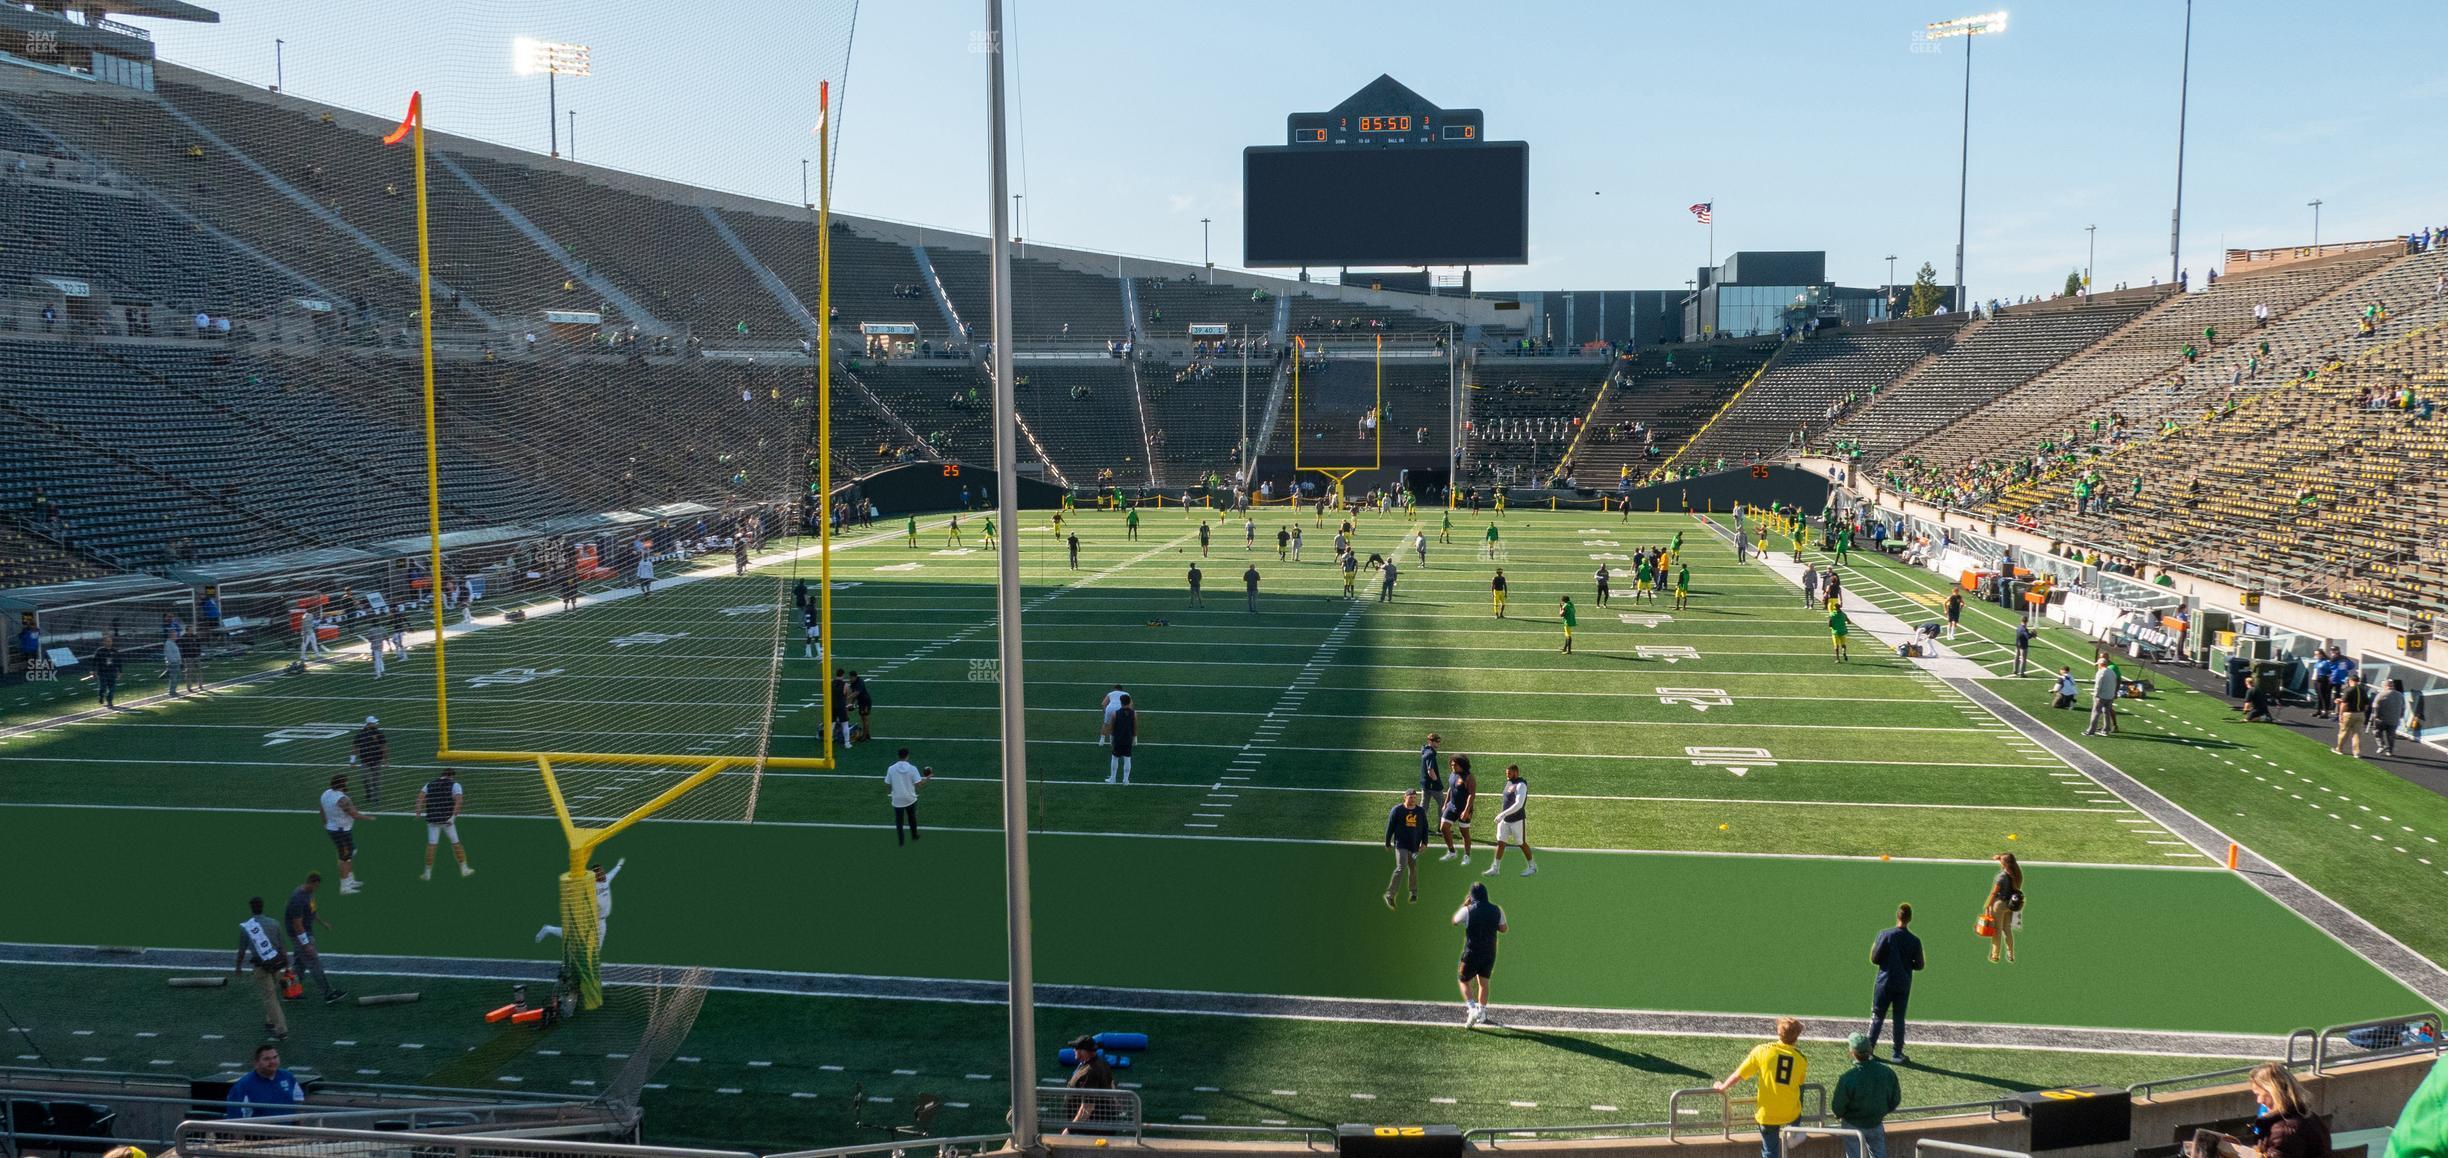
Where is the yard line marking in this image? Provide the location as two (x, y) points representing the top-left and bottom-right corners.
(1188, 599), (1367, 830)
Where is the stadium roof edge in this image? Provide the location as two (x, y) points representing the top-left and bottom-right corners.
(94, 2), (218, 24)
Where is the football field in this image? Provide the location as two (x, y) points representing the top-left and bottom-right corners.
(1, 506), (2439, 1144)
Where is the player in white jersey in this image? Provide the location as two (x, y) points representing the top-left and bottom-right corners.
(1099, 684), (1127, 747)
(415, 769), (473, 880)
(318, 774), (368, 893)
(537, 858), (625, 947)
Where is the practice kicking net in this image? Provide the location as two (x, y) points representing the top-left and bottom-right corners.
(378, 4), (859, 1012)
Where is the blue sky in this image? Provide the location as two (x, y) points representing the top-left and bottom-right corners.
(142, 1), (2446, 296)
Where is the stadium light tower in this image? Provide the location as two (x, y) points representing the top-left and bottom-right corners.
(2308, 198), (2323, 248)
(1925, 10), (2006, 314)
(512, 37), (591, 159)
(1884, 254), (1897, 316)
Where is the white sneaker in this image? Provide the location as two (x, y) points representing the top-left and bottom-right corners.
(340, 879), (362, 894)
(419, 867), (431, 881)
(534, 927), (550, 943)
(1459, 855), (1470, 866)
(460, 863), (475, 878)
(1436, 851), (1456, 862)
(1481, 864), (1500, 876)
(1521, 863), (1538, 877)
(1104, 774), (1117, 784)
(1461, 1004), (1477, 1027)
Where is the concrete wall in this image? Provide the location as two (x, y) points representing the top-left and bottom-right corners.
(1040, 1053), (2438, 1158)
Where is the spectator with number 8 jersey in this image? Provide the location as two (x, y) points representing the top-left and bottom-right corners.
(1718, 1017), (1810, 1158)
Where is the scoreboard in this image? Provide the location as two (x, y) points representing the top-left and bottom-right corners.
(1244, 75), (1528, 268)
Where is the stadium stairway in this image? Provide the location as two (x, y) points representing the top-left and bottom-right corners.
(433, 153), (667, 334)
(1570, 343), (1780, 487)
(1893, 247), (2397, 473)
(135, 78), (494, 328)
(1821, 290), (2168, 461)
(1463, 358), (1612, 485)
(1668, 316), (1965, 472)
(701, 206), (820, 337)
(1013, 358), (1146, 485)
(908, 243), (972, 344)
(723, 215), (941, 346)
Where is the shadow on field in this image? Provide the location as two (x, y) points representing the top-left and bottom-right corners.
(1488, 1026), (1710, 1078)
(1888, 1054), (2042, 1092)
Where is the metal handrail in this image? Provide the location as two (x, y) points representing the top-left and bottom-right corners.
(767, 1132), (1012, 1158)
(1885, 1099), (2015, 1124)
(1140, 1122), (1338, 1148)
(2130, 1065), (2272, 1103)
(0, 1067), (590, 1113)
(1668, 1086), (1736, 1142)
(1668, 1083), (1826, 1142)
(1463, 1119), (1674, 1147)
(2287, 1027), (2320, 1068)
(2312, 1012), (2445, 1074)
(1915, 1141), (2032, 1158)
(1785, 1123), (1869, 1155)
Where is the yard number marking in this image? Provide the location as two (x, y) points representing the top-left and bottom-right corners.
(610, 631), (690, 648)
(466, 667), (564, 688)
(1686, 745), (1776, 777)
(1657, 687), (1732, 712)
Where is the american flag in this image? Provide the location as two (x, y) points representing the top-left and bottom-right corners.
(1689, 202), (1713, 224)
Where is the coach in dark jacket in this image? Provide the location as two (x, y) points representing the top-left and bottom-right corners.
(1866, 903), (1924, 1062)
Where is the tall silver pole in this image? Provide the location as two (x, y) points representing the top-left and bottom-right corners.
(2309, 200), (2322, 248)
(1447, 323), (1459, 493)
(2086, 225), (2096, 302)
(548, 70), (559, 158)
(1239, 322), (1249, 472)
(273, 39), (283, 92)
(1953, 33), (1972, 312)
(2169, 0), (2190, 285)
(982, 1), (1039, 1148)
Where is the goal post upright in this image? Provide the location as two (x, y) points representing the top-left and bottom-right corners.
(815, 78), (837, 771)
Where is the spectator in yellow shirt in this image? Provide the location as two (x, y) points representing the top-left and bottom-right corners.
(1718, 1017), (1810, 1158)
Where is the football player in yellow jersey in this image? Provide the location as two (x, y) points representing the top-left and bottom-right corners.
(1717, 1017), (1809, 1158)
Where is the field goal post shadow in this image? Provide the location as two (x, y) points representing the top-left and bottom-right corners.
(1289, 333), (1383, 503)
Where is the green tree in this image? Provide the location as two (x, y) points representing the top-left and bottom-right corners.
(1906, 262), (1945, 317)
(2064, 269), (2085, 297)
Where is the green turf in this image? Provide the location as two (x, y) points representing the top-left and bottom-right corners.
(1807, 528), (2448, 967)
(1, 962), (2252, 1151)
(0, 801), (2417, 1033)
(2, 508), (2436, 1143)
